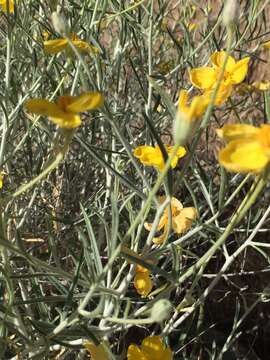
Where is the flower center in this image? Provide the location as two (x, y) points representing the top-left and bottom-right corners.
(57, 96), (74, 112)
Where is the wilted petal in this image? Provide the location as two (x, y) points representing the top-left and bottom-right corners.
(66, 92), (104, 113)
(172, 207), (197, 234)
(219, 139), (268, 173)
(170, 197), (183, 213)
(84, 341), (108, 360)
(189, 67), (217, 89)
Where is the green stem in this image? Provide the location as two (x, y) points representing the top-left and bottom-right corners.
(4, 130), (73, 203)
(177, 172), (267, 285)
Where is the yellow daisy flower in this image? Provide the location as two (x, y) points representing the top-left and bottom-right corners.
(84, 341), (108, 360)
(217, 123), (270, 173)
(24, 92), (103, 129)
(133, 145), (186, 171)
(189, 51), (250, 104)
(0, 0), (14, 13)
(44, 33), (99, 56)
(144, 196), (197, 245)
(127, 335), (173, 360)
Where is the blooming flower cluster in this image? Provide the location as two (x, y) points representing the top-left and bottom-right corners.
(190, 50), (250, 105)
(177, 51), (250, 123)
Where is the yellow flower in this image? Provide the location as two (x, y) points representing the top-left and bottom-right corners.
(252, 81), (270, 91)
(144, 196), (197, 245)
(24, 92), (103, 129)
(42, 30), (51, 41)
(133, 145), (186, 171)
(263, 41), (270, 50)
(178, 90), (209, 121)
(134, 265), (153, 297)
(190, 51), (250, 104)
(44, 33), (99, 56)
(0, 0), (14, 13)
(187, 22), (197, 31)
(84, 341), (108, 360)
(127, 335), (173, 360)
(217, 123), (270, 173)
(0, 171), (6, 189)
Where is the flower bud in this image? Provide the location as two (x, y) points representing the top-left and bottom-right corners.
(51, 11), (68, 36)
(150, 299), (172, 322)
(223, 0), (238, 27)
(173, 110), (191, 146)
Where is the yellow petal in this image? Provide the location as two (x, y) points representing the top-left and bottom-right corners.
(216, 124), (259, 141)
(134, 146), (155, 160)
(136, 265), (150, 274)
(25, 99), (62, 118)
(134, 273), (153, 297)
(152, 229), (167, 245)
(0, 0), (14, 13)
(142, 336), (168, 360)
(144, 212), (166, 233)
(72, 39), (99, 54)
(49, 113), (81, 129)
(263, 41), (270, 50)
(167, 146), (186, 168)
(180, 207), (198, 220)
(178, 90), (189, 112)
(211, 51), (236, 72)
(203, 83), (232, 106)
(66, 92), (104, 113)
(178, 90), (208, 121)
(189, 67), (217, 89)
(219, 139), (269, 173)
(170, 197), (183, 213)
(163, 348), (173, 360)
(84, 341), (108, 360)
(252, 81), (270, 91)
(230, 57), (250, 84)
(134, 146), (163, 168)
(127, 344), (147, 360)
(44, 39), (68, 55)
